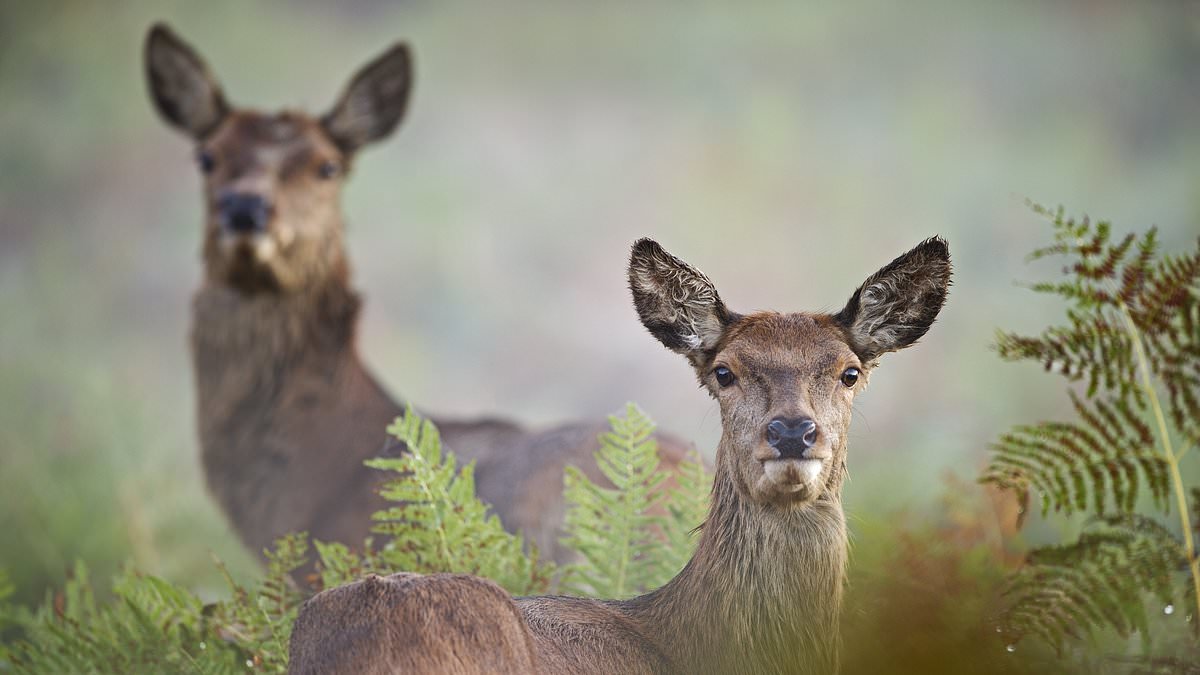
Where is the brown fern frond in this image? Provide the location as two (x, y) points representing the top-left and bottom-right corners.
(985, 206), (1200, 654)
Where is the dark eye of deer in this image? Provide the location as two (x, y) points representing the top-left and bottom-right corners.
(317, 160), (340, 180)
(196, 149), (215, 174)
(714, 366), (735, 388)
(840, 367), (860, 388)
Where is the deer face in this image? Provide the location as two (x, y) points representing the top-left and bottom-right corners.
(144, 23), (412, 294)
(629, 237), (951, 509)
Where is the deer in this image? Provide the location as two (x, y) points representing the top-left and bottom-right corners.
(142, 23), (691, 572)
(288, 236), (953, 674)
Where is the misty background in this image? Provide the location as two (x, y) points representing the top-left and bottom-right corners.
(1, 0), (1197, 608)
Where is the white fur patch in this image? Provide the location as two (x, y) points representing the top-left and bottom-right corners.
(798, 459), (824, 483)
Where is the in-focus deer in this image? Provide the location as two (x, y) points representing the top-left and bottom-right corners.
(142, 24), (690, 569)
(289, 237), (953, 674)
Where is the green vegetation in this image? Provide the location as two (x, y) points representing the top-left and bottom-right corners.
(0, 405), (707, 673)
(561, 402), (709, 598)
(982, 206), (1200, 659)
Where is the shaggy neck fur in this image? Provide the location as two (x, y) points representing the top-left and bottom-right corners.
(621, 436), (849, 675)
(189, 256), (375, 525)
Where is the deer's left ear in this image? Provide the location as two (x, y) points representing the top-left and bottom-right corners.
(628, 238), (739, 367)
(144, 23), (230, 140)
(835, 237), (952, 363)
(322, 43), (413, 155)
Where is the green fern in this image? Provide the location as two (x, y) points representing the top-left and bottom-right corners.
(0, 536), (314, 674)
(981, 204), (1200, 652)
(659, 448), (712, 582)
(0, 405), (707, 670)
(560, 403), (711, 598)
(364, 405), (555, 595)
(209, 531), (310, 672)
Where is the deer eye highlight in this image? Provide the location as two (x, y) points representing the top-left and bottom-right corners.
(317, 160), (340, 180)
(714, 366), (735, 388)
(840, 367), (860, 388)
(196, 149), (216, 174)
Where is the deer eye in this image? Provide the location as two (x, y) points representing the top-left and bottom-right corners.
(714, 366), (735, 388)
(196, 149), (216, 174)
(840, 367), (860, 388)
(317, 160), (340, 180)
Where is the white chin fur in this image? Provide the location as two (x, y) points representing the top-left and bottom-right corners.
(763, 458), (824, 490)
(798, 459), (823, 483)
(253, 236), (276, 260)
(220, 233), (276, 261)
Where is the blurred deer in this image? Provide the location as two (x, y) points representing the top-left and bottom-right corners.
(289, 237), (953, 674)
(142, 24), (689, 570)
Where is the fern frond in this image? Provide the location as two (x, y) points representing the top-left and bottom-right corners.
(985, 205), (1200, 653)
(0, 561), (246, 674)
(560, 403), (671, 598)
(366, 405), (554, 595)
(658, 450), (712, 581)
(981, 392), (1168, 518)
(1003, 516), (1185, 653)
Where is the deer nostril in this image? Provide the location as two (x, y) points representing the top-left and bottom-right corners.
(766, 420), (788, 447)
(799, 420), (817, 448)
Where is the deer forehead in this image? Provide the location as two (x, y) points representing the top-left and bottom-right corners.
(207, 111), (339, 174)
(717, 313), (858, 378)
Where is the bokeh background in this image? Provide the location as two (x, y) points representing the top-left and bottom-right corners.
(2, 1), (1198, 663)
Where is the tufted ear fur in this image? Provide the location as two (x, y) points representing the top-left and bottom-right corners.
(144, 23), (230, 139)
(835, 236), (952, 364)
(628, 238), (738, 366)
(322, 43), (413, 156)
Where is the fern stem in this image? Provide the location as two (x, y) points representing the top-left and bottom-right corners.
(1117, 304), (1200, 624)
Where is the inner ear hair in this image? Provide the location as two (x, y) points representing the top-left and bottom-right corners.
(835, 236), (951, 362)
(628, 238), (736, 358)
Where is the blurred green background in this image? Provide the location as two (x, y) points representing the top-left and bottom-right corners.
(1, 0), (1197, 650)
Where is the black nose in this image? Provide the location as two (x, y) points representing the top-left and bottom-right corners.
(766, 417), (818, 459)
(218, 192), (271, 234)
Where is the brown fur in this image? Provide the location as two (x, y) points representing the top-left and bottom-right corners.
(289, 573), (542, 674)
(144, 24), (691, 571)
(288, 238), (952, 674)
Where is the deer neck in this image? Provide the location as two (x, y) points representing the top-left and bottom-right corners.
(191, 271), (362, 371)
(189, 260), (370, 460)
(624, 441), (849, 674)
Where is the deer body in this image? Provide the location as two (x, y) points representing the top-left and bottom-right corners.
(290, 238), (952, 674)
(144, 25), (688, 566)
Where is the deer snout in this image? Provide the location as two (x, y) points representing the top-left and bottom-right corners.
(218, 192), (272, 235)
(765, 417), (818, 459)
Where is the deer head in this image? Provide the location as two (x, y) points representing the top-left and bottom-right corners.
(144, 23), (412, 294)
(629, 237), (951, 508)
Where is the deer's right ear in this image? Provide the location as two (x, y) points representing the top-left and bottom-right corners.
(144, 23), (229, 140)
(628, 239), (737, 364)
(322, 43), (413, 156)
(835, 236), (952, 364)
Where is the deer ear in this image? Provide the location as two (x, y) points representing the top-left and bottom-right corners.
(144, 23), (230, 140)
(628, 238), (737, 364)
(322, 43), (413, 156)
(835, 236), (952, 363)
